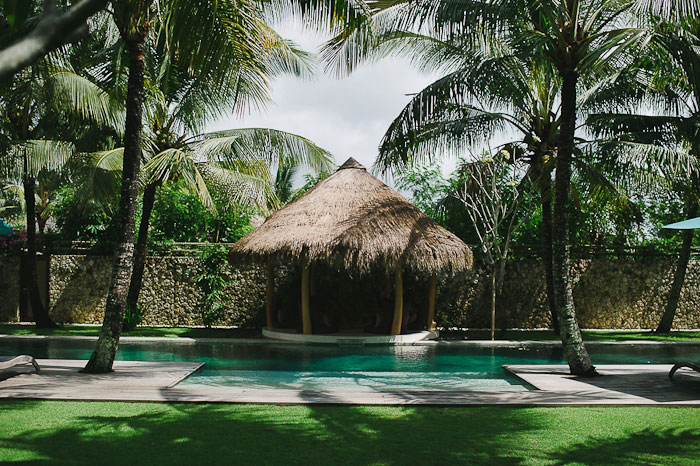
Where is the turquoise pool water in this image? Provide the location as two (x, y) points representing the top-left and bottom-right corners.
(2, 339), (700, 391)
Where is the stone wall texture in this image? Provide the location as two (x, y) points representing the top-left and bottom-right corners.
(436, 259), (700, 329)
(2, 254), (700, 329)
(47, 255), (270, 327)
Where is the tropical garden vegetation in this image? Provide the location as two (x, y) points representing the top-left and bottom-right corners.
(1, 0), (699, 377)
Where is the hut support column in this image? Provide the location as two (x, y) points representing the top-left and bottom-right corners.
(265, 261), (274, 329)
(427, 274), (436, 330)
(301, 260), (312, 335)
(391, 265), (403, 335)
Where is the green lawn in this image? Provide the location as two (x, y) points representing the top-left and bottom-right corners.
(0, 401), (698, 465)
(1, 323), (700, 342)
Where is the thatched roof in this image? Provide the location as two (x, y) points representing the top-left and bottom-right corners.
(229, 157), (473, 275)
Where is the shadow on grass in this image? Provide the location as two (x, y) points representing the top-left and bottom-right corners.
(551, 427), (700, 465)
(0, 402), (539, 465)
(1, 402), (700, 465)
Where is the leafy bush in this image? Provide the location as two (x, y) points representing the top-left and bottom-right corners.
(150, 184), (253, 243)
(195, 245), (232, 327)
(122, 303), (143, 332)
(51, 186), (114, 242)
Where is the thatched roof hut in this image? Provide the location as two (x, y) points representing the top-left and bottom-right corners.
(230, 157), (472, 274)
(229, 158), (472, 339)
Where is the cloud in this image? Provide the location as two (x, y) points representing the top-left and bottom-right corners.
(205, 30), (442, 181)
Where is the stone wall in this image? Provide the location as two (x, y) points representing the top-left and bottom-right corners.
(0, 256), (20, 322)
(436, 259), (700, 329)
(48, 255), (270, 327)
(2, 254), (700, 329)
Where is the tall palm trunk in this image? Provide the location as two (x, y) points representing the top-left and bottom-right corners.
(656, 199), (698, 334)
(538, 167), (559, 333)
(83, 34), (147, 373)
(22, 168), (54, 328)
(126, 182), (157, 313)
(553, 70), (595, 376)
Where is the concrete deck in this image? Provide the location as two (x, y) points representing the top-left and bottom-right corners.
(1, 360), (699, 405)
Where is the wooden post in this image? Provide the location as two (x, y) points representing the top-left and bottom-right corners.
(310, 263), (316, 297)
(265, 261), (274, 329)
(391, 265), (403, 335)
(427, 274), (436, 330)
(301, 259), (312, 335)
(384, 271), (392, 298)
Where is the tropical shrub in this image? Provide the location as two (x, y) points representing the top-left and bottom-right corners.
(149, 184), (253, 243)
(196, 244), (232, 327)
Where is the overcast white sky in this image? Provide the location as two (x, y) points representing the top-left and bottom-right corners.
(205, 27), (452, 186)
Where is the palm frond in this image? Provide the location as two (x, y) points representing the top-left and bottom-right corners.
(194, 128), (334, 174)
(199, 162), (279, 210)
(18, 140), (74, 176)
(144, 147), (215, 212)
(48, 70), (125, 134)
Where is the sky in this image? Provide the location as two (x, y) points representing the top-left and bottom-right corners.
(205, 27), (449, 185)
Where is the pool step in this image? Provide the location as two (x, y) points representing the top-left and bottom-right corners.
(337, 338), (366, 348)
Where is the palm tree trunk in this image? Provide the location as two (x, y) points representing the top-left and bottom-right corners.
(490, 265), (496, 340)
(539, 168), (559, 333)
(656, 199), (698, 334)
(126, 182), (157, 312)
(83, 34), (146, 373)
(22, 172), (54, 328)
(553, 70), (595, 376)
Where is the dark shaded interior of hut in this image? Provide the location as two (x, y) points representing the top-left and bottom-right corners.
(271, 263), (431, 335)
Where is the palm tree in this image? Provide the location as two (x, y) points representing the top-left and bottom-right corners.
(119, 3), (333, 319)
(83, 0), (155, 373)
(84, 0), (357, 373)
(366, 29), (564, 332)
(0, 47), (120, 328)
(322, 0), (698, 375)
(587, 17), (700, 334)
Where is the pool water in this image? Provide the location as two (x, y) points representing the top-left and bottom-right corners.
(2, 339), (700, 392)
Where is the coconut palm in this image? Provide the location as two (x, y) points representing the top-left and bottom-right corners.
(84, 0), (357, 373)
(0, 43), (121, 327)
(322, 0), (700, 375)
(118, 9), (332, 318)
(365, 28), (564, 332)
(587, 17), (700, 334)
(82, 0), (155, 373)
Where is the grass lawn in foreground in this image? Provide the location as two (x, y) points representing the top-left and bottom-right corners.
(0, 401), (698, 465)
(2, 323), (699, 342)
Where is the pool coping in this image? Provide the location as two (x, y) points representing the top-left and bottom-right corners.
(1, 360), (699, 406)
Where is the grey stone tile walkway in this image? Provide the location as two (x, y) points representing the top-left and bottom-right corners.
(1, 360), (699, 405)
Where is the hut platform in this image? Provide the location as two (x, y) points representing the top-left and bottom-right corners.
(262, 328), (438, 344)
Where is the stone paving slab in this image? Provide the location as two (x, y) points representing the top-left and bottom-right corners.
(1, 361), (699, 406)
(0, 359), (204, 392)
(505, 364), (700, 404)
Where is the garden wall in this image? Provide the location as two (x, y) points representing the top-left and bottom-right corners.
(47, 255), (270, 327)
(437, 259), (700, 329)
(2, 254), (700, 329)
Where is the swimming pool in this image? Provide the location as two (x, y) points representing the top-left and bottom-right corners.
(2, 338), (700, 391)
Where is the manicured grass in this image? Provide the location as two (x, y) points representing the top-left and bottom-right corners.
(2, 323), (700, 342)
(0, 401), (698, 465)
